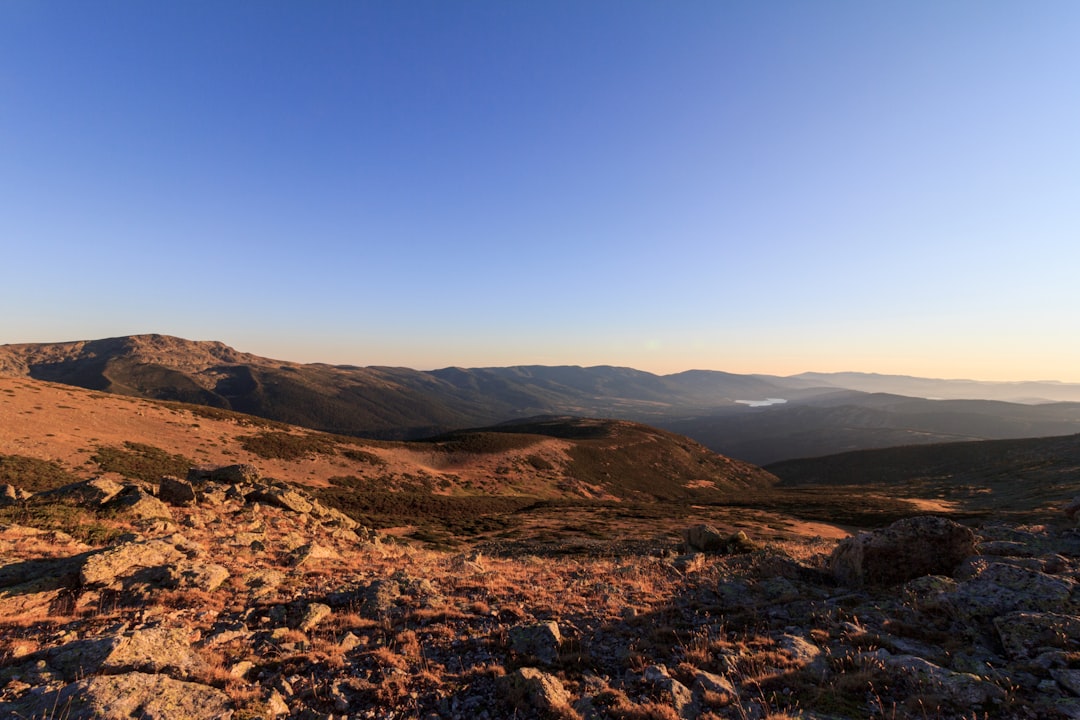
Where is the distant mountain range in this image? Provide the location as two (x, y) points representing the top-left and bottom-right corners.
(3, 334), (1080, 463)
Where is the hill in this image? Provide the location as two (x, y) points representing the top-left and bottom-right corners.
(6, 334), (1080, 464)
(0, 376), (786, 549)
(766, 432), (1080, 520)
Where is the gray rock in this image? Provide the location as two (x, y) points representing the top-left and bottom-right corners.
(298, 602), (333, 631)
(642, 665), (695, 719)
(7, 671), (232, 719)
(692, 669), (736, 708)
(290, 542), (338, 566)
(169, 562), (230, 592)
(358, 578), (401, 618)
(190, 463), (260, 484)
(946, 562), (1076, 619)
(267, 689), (290, 716)
(46, 626), (204, 681)
(510, 621), (562, 665)
(0, 484), (31, 506)
(158, 476), (197, 506)
(831, 516), (976, 586)
(994, 611), (1080, 660)
(502, 667), (573, 713)
(882, 652), (1006, 705)
(310, 500), (360, 530)
(39, 477), (124, 506)
(1055, 669), (1080, 697)
(79, 534), (200, 588)
(103, 486), (173, 520)
(682, 525), (757, 554)
(246, 484), (314, 514)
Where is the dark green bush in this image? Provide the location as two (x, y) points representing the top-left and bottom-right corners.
(91, 442), (192, 481)
(0, 454), (79, 492)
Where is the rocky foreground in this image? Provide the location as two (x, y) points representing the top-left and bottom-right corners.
(1, 469), (1080, 719)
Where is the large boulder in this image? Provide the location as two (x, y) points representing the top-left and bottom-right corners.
(509, 621), (562, 665)
(37, 477), (124, 506)
(158, 476), (197, 506)
(7, 671), (232, 719)
(502, 667), (573, 714)
(830, 516), (976, 586)
(79, 535), (200, 588)
(682, 525), (757, 554)
(46, 627), (205, 681)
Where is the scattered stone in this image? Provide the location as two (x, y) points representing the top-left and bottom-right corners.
(298, 602), (332, 631)
(692, 669), (736, 707)
(266, 689), (290, 717)
(103, 486), (173, 520)
(945, 561), (1076, 619)
(189, 463), (260, 484)
(158, 476), (197, 506)
(339, 632), (363, 652)
(246, 484), (314, 514)
(830, 516), (976, 586)
(682, 525), (758, 554)
(0, 484), (31, 506)
(358, 578), (401, 618)
(642, 665), (695, 719)
(39, 477), (124, 506)
(169, 562), (230, 592)
(229, 659), (254, 678)
(290, 542), (337, 566)
(502, 667), (573, 713)
(510, 621), (562, 665)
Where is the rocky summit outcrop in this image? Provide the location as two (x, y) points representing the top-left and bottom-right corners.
(830, 515), (977, 586)
(5, 465), (1080, 719)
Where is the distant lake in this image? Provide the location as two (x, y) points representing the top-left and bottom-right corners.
(735, 398), (788, 407)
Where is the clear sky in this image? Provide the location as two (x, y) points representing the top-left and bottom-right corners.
(2, 2), (1078, 380)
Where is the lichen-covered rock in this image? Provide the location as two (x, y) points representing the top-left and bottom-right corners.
(503, 667), (573, 713)
(358, 578), (401, 618)
(39, 477), (124, 506)
(994, 611), (1080, 660)
(298, 602), (332, 631)
(7, 671), (232, 719)
(641, 665), (695, 719)
(831, 516), (976, 586)
(104, 486), (173, 520)
(510, 621), (562, 665)
(168, 562), (230, 592)
(0, 484), (32, 506)
(944, 562), (1076, 619)
(880, 652), (1007, 705)
(188, 463), (260, 484)
(246, 484), (313, 514)
(158, 476), (197, 506)
(79, 534), (200, 588)
(45, 626), (204, 681)
(289, 542), (337, 566)
(682, 525), (758, 554)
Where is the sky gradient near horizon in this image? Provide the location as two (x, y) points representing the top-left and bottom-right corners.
(2, 2), (1078, 381)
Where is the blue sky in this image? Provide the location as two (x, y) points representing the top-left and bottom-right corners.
(2, 2), (1078, 380)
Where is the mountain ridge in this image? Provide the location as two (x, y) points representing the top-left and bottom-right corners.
(5, 334), (1080, 463)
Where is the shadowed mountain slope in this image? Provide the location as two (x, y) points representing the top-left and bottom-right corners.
(5, 335), (1080, 464)
(659, 392), (1080, 465)
(766, 432), (1080, 518)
